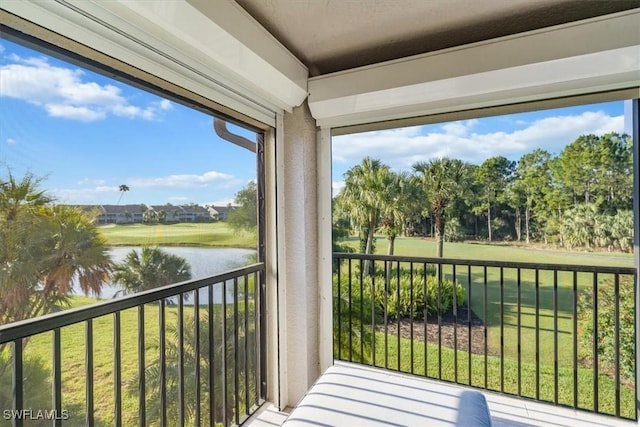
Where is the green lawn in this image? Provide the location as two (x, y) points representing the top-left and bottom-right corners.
(98, 222), (256, 249)
(16, 300), (165, 426)
(15, 294), (257, 427)
(342, 235), (634, 267)
(340, 237), (634, 366)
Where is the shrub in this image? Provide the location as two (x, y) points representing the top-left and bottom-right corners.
(375, 273), (465, 319)
(444, 217), (465, 242)
(578, 276), (635, 382)
(332, 275), (374, 360)
(0, 353), (52, 426)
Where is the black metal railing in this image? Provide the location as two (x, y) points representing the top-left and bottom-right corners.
(333, 253), (637, 421)
(0, 263), (266, 427)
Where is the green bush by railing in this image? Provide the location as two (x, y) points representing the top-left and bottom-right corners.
(333, 264), (465, 320)
(578, 276), (635, 383)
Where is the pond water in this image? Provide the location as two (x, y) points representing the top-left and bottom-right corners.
(76, 246), (256, 302)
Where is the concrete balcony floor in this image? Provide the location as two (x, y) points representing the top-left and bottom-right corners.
(248, 361), (635, 427)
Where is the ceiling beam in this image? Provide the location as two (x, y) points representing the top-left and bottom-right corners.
(308, 10), (640, 129)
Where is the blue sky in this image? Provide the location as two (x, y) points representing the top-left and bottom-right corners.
(332, 102), (625, 195)
(1, 38), (627, 204)
(1, 39), (257, 207)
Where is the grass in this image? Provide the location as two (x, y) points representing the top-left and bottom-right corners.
(15, 291), (257, 427)
(342, 235), (634, 267)
(16, 300), (163, 426)
(339, 236), (635, 366)
(98, 222), (256, 249)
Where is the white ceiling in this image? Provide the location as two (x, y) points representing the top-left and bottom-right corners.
(234, 0), (639, 76)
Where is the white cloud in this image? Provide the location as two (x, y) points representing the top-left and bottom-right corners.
(46, 104), (106, 122)
(0, 54), (170, 121)
(130, 171), (237, 188)
(77, 178), (106, 186)
(332, 111), (624, 171)
(158, 99), (172, 110)
(6, 138), (16, 144)
(440, 123), (466, 137)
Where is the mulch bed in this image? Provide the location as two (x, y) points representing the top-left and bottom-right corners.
(376, 304), (497, 356)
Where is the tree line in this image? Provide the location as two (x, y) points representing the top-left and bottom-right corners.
(334, 132), (633, 257)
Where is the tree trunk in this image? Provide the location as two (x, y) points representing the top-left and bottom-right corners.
(387, 235), (395, 256)
(364, 216), (375, 275)
(435, 214), (445, 258)
(585, 182), (590, 204)
(525, 205), (531, 244)
(430, 214), (435, 238)
(487, 203), (492, 241)
(365, 220), (375, 255)
(514, 207), (521, 241)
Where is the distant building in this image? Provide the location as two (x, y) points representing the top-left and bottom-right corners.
(177, 204), (211, 222)
(99, 205), (146, 224)
(150, 204), (179, 222)
(64, 203), (217, 224)
(209, 205), (237, 221)
(149, 204), (213, 222)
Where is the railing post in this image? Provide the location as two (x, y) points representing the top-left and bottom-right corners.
(52, 329), (62, 427)
(256, 131), (268, 402)
(12, 340), (23, 427)
(626, 98), (639, 423)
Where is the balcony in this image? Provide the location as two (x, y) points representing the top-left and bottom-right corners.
(1, 2), (639, 427)
(1, 253), (636, 426)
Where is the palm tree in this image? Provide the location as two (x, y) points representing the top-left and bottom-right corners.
(1, 173), (112, 376)
(144, 208), (159, 224)
(117, 184), (130, 205)
(0, 170), (51, 221)
(112, 246), (192, 295)
(341, 158), (394, 272)
(378, 172), (415, 256)
(412, 158), (470, 258)
(158, 209), (167, 223)
(41, 205), (112, 297)
(1, 205), (112, 326)
(128, 310), (255, 426)
(611, 210), (633, 252)
(1, 172), (112, 326)
(560, 203), (598, 249)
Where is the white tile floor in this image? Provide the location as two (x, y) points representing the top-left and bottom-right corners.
(245, 403), (290, 427)
(247, 361), (635, 427)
